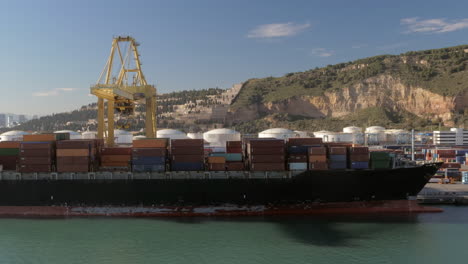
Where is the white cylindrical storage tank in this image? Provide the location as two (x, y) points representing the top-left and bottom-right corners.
(0, 130), (30, 141)
(54, 130), (81, 140)
(156, 129), (188, 140)
(366, 126), (386, 143)
(187, 132), (203, 139)
(114, 130), (133, 144)
(203, 128), (241, 147)
(352, 133), (365, 144)
(81, 131), (97, 139)
(366, 133), (379, 145)
(258, 128), (295, 140)
(343, 126), (362, 134)
(293, 130), (309, 138)
(312, 130), (331, 141)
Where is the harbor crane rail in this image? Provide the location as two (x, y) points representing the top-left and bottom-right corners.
(90, 36), (157, 146)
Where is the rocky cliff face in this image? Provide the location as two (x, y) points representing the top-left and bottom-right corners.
(228, 75), (466, 126)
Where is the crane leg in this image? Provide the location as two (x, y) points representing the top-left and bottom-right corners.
(145, 96), (155, 138)
(107, 99), (115, 146)
(97, 98), (104, 139)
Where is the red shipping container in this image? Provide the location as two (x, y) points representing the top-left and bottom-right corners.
(441, 163), (461, 168)
(288, 138), (322, 146)
(308, 147), (327, 155)
(171, 155), (204, 163)
(171, 139), (204, 147)
(248, 147), (285, 155)
(57, 164), (89, 173)
(309, 162), (328, 170)
(329, 147), (347, 155)
(20, 149), (53, 157)
(227, 147), (243, 153)
(101, 147), (132, 155)
(0, 156), (17, 170)
(20, 143), (54, 150)
(249, 155), (285, 163)
(226, 162), (244, 171)
(250, 163), (285, 171)
(18, 164), (52, 173)
(226, 141), (242, 148)
(208, 163), (225, 171)
(57, 140), (93, 149)
(19, 157), (53, 165)
(170, 147), (204, 155)
(288, 154), (308, 162)
(56, 156), (90, 165)
(350, 147), (369, 154)
(132, 148), (166, 157)
(349, 154), (369, 162)
(248, 139), (284, 148)
(309, 155), (327, 162)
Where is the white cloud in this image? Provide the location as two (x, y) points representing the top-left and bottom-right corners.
(33, 88), (77, 97)
(401, 17), (468, 33)
(352, 44), (368, 49)
(247, 22), (310, 38)
(311, 48), (334, 57)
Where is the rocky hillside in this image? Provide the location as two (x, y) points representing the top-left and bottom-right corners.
(228, 45), (468, 130)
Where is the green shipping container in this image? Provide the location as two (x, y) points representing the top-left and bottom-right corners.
(370, 152), (392, 160)
(371, 160), (392, 169)
(209, 153), (243, 162)
(54, 133), (71, 141)
(0, 148), (20, 156)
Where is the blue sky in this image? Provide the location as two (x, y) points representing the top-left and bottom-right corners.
(0, 0), (467, 115)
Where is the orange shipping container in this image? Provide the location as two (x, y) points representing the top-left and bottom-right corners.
(101, 155), (131, 163)
(309, 155), (327, 162)
(23, 134), (56, 142)
(208, 156), (226, 164)
(0, 141), (21, 148)
(56, 149), (89, 157)
(132, 139), (168, 148)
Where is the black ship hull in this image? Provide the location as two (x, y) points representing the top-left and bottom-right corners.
(0, 163), (441, 206)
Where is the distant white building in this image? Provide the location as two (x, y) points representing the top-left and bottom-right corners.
(433, 128), (468, 146)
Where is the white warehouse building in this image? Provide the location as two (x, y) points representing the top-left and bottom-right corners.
(433, 128), (468, 146)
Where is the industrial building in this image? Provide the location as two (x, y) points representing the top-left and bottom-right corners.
(433, 128), (468, 146)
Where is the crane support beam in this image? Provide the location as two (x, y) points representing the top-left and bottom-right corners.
(107, 99), (115, 146)
(97, 98), (104, 139)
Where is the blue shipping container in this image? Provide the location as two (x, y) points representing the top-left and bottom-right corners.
(455, 156), (466, 164)
(329, 155), (346, 162)
(288, 162), (308, 170)
(132, 165), (165, 172)
(171, 162), (204, 171)
(456, 150), (468, 156)
(132, 156), (166, 165)
(329, 161), (347, 169)
(350, 162), (369, 169)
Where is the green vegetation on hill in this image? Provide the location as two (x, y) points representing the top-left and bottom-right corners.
(231, 44), (468, 110)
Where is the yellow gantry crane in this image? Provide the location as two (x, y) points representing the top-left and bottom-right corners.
(90, 36), (157, 146)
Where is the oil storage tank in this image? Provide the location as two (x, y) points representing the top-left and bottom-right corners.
(0, 130), (30, 141)
(156, 129), (188, 140)
(343, 126), (364, 144)
(114, 130), (133, 144)
(259, 128), (295, 140)
(203, 128), (241, 147)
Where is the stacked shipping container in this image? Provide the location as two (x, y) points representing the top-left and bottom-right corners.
(288, 138), (323, 170)
(100, 147), (132, 169)
(0, 141), (20, 171)
(328, 147), (347, 169)
(132, 139), (168, 172)
(56, 140), (95, 172)
(247, 139), (285, 171)
(349, 147), (369, 169)
(171, 139), (204, 171)
(308, 147), (328, 170)
(370, 151), (393, 169)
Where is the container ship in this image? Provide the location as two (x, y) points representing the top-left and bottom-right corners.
(0, 134), (442, 217)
